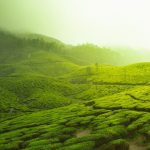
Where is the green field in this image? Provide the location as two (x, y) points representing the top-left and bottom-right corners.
(0, 31), (150, 150)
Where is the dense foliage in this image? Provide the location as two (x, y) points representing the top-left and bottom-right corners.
(0, 31), (150, 149)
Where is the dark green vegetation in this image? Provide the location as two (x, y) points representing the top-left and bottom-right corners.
(0, 31), (150, 150)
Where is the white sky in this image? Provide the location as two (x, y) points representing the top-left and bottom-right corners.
(1, 0), (150, 50)
(53, 0), (150, 50)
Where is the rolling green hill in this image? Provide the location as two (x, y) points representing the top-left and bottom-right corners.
(0, 30), (150, 150)
(0, 86), (149, 150)
(0, 31), (81, 113)
(0, 31), (136, 113)
(66, 62), (150, 84)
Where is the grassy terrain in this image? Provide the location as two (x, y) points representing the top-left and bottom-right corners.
(0, 31), (136, 113)
(0, 30), (150, 149)
(67, 62), (150, 84)
(0, 86), (149, 150)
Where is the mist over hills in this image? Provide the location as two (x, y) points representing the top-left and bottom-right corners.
(0, 30), (150, 112)
(1, 30), (150, 67)
(0, 30), (150, 150)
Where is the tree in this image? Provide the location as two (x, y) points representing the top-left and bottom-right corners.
(95, 63), (99, 74)
(86, 66), (92, 75)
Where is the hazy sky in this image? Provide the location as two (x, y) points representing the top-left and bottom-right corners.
(1, 0), (150, 50)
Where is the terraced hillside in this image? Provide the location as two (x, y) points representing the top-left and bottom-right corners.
(0, 31), (136, 113)
(0, 86), (150, 150)
(66, 62), (150, 84)
(0, 31), (150, 150)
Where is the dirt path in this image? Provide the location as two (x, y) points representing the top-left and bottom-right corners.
(129, 136), (147, 150)
(76, 129), (91, 138)
(129, 142), (147, 150)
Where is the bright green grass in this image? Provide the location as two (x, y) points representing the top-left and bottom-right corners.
(0, 82), (146, 149)
(94, 86), (150, 111)
(67, 62), (150, 84)
(0, 31), (150, 150)
(0, 75), (78, 113)
(0, 74), (136, 114)
(0, 30), (149, 114)
(0, 86), (150, 150)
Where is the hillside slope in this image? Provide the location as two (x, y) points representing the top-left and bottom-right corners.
(0, 31), (81, 113)
(0, 31), (150, 149)
(66, 62), (150, 84)
(0, 86), (149, 150)
(0, 31), (138, 113)
(0, 31), (150, 114)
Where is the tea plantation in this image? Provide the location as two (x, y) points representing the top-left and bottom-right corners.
(0, 86), (150, 150)
(0, 31), (150, 149)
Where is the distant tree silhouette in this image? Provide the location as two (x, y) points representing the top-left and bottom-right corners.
(86, 66), (92, 76)
(95, 63), (99, 74)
